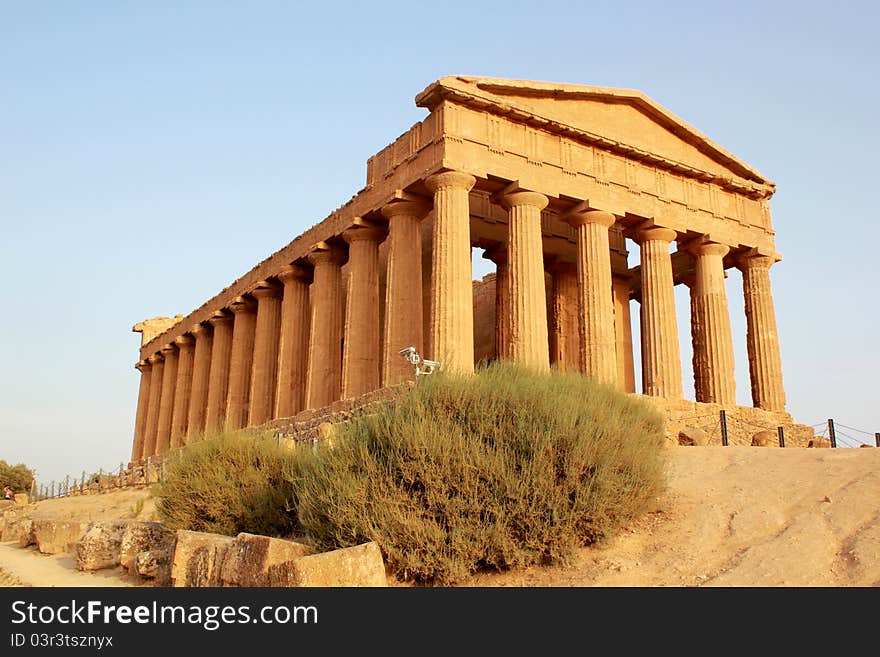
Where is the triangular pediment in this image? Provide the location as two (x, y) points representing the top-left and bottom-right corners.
(416, 76), (773, 192)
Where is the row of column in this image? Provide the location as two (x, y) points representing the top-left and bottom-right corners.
(131, 167), (787, 462)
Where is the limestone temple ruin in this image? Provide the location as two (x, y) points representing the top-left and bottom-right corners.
(129, 76), (804, 462)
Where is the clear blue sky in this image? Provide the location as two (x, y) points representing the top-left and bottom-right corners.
(2, 1), (877, 485)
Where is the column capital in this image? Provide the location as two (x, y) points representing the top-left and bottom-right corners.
(190, 322), (211, 336)
(635, 225), (678, 244)
(686, 238), (730, 258)
(306, 243), (346, 267)
(207, 311), (234, 328)
(424, 170), (476, 193)
(381, 198), (431, 220)
(251, 281), (282, 300)
(496, 186), (549, 212)
(343, 224), (386, 244)
(563, 207), (616, 229)
(228, 296), (257, 314)
(735, 249), (781, 271)
(277, 263), (312, 285)
(173, 334), (195, 348)
(147, 353), (164, 365)
(135, 359), (150, 372)
(482, 242), (507, 266)
(159, 344), (177, 356)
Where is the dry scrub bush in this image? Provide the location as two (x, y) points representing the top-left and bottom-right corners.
(289, 362), (667, 584)
(154, 431), (298, 537)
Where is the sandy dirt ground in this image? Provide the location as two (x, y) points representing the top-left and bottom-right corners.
(467, 446), (880, 587)
(2, 448), (878, 587)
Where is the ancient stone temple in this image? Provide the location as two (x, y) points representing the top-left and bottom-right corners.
(129, 76), (801, 462)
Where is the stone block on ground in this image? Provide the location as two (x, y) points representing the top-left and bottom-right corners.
(678, 427), (709, 446)
(120, 522), (173, 572)
(267, 542), (387, 587)
(14, 493), (28, 505)
(751, 430), (777, 447)
(220, 532), (312, 587)
(136, 549), (172, 585)
(33, 519), (89, 554)
(76, 520), (130, 571)
(808, 438), (831, 448)
(1, 517), (35, 546)
(171, 530), (234, 587)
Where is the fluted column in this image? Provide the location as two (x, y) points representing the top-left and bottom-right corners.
(342, 226), (385, 398)
(155, 344), (179, 455)
(381, 200), (429, 385)
(249, 283), (283, 426)
(688, 241), (736, 404)
(141, 354), (164, 459)
(636, 226), (683, 398)
(498, 189), (550, 371)
(275, 264), (311, 418)
(549, 261), (580, 371)
(170, 335), (195, 447)
(205, 312), (234, 434)
(612, 277), (636, 393)
(131, 360), (152, 463)
(565, 209), (617, 385)
(425, 171), (476, 373)
(226, 296), (257, 430)
(306, 246), (346, 409)
(186, 323), (213, 438)
(483, 244), (510, 360)
(737, 253), (786, 411)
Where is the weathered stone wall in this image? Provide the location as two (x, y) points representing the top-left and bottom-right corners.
(472, 273), (496, 364)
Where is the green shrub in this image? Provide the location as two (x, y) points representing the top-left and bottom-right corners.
(153, 431), (299, 537)
(288, 362), (666, 584)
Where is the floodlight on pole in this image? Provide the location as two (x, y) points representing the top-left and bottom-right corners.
(398, 346), (441, 378)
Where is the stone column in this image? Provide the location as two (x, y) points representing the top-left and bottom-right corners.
(549, 261), (579, 371)
(565, 209), (617, 385)
(141, 354), (164, 460)
(275, 264), (311, 419)
(425, 171), (476, 373)
(737, 253), (786, 411)
(636, 226), (683, 398)
(483, 244), (509, 360)
(131, 360), (152, 463)
(381, 200), (429, 385)
(342, 226), (385, 398)
(498, 189), (550, 372)
(612, 277), (636, 393)
(306, 245), (345, 409)
(688, 241), (736, 404)
(226, 296), (257, 430)
(248, 283), (283, 426)
(186, 323), (213, 438)
(205, 312), (234, 434)
(155, 344), (179, 455)
(170, 335), (195, 447)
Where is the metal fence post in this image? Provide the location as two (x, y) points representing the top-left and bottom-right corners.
(875, 432), (879, 448)
(777, 426), (785, 448)
(827, 418), (837, 448)
(720, 410), (729, 446)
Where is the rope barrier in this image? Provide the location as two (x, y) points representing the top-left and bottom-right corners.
(835, 423), (874, 437)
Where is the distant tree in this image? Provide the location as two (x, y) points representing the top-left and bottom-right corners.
(0, 460), (35, 494)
